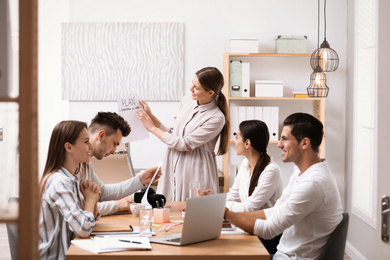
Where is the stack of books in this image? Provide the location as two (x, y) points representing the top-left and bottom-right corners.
(292, 91), (309, 98)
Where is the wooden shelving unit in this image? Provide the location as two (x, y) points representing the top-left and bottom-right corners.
(221, 52), (326, 192)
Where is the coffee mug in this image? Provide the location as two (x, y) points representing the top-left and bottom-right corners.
(130, 203), (146, 217)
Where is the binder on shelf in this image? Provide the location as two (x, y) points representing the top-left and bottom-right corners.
(254, 107), (263, 121)
(241, 63), (250, 97)
(269, 107), (279, 142)
(229, 60), (242, 97)
(262, 107), (272, 140)
(238, 106), (247, 126)
(246, 106), (255, 120)
(230, 106), (239, 133)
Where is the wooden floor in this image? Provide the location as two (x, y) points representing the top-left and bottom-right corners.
(0, 223), (352, 260)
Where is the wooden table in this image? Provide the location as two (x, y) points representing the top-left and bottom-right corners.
(66, 201), (269, 259)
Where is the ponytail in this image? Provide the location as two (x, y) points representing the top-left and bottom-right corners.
(248, 153), (270, 196)
(216, 92), (230, 155)
(238, 120), (270, 196)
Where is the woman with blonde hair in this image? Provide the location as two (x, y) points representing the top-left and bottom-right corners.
(39, 120), (101, 259)
(138, 67), (230, 201)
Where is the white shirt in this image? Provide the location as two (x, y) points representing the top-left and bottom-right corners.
(226, 158), (283, 212)
(254, 161), (343, 259)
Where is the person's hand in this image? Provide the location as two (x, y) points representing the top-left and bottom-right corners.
(80, 179), (101, 193)
(80, 180), (101, 203)
(116, 198), (133, 212)
(137, 110), (156, 132)
(139, 100), (152, 116)
(139, 166), (162, 185)
(199, 189), (211, 196)
(224, 207), (229, 220)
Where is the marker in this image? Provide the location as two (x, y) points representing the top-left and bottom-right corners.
(119, 239), (142, 244)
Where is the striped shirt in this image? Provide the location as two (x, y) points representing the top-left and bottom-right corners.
(39, 167), (96, 260)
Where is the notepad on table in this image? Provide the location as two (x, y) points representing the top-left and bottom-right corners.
(71, 236), (152, 254)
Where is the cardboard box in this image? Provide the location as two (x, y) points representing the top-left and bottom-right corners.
(255, 80), (284, 97)
(230, 39), (259, 53)
(275, 36), (307, 54)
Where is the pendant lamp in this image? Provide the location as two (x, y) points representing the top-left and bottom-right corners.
(307, 65), (329, 97)
(310, 0), (339, 72)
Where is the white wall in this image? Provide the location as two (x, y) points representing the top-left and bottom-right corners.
(39, 0), (348, 204)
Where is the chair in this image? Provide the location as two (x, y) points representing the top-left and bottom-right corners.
(6, 197), (19, 260)
(91, 143), (135, 184)
(317, 212), (349, 260)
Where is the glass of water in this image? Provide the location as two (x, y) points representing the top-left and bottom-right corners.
(189, 182), (200, 199)
(139, 208), (153, 237)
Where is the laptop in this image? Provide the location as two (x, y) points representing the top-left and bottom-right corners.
(149, 193), (227, 246)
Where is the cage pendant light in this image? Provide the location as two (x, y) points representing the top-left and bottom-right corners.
(310, 0), (339, 72)
(307, 65), (329, 97)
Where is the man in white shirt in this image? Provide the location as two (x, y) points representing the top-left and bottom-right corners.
(224, 112), (343, 259)
(84, 112), (161, 216)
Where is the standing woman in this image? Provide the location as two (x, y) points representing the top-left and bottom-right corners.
(137, 67), (230, 201)
(39, 121), (101, 259)
(227, 120), (283, 212)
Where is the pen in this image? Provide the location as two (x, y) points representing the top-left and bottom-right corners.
(119, 239), (142, 244)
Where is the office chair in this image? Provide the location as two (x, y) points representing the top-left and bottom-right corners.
(91, 143), (136, 184)
(317, 212), (349, 260)
(6, 197), (19, 260)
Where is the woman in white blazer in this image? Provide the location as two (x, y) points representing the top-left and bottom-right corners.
(137, 67), (230, 201)
(227, 120), (283, 212)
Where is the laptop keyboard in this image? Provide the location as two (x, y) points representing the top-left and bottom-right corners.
(167, 238), (181, 243)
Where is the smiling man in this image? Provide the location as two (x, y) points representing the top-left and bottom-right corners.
(82, 112), (161, 216)
(224, 113), (343, 259)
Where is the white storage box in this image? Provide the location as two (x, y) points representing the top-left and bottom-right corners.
(255, 80), (284, 97)
(275, 35), (307, 54)
(230, 39), (259, 53)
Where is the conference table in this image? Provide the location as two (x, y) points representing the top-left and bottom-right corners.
(66, 201), (269, 259)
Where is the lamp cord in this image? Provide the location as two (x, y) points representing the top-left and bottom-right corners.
(324, 0), (327, 39)
(317, 0), (320, 48)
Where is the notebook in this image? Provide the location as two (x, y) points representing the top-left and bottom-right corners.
(149, 193), (227, 246)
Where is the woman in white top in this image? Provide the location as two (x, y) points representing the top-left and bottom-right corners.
(39, 121), (101, 259)
(137, 67), (230, 201)
(227, 120), (283, 212)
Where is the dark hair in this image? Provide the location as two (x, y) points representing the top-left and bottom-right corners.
(282, 112), (324, 153)
(89, 112), (131, 137)
(196, 67), (230, 155)
(239, 120), (271, 196)
(39, 120), (88, 199)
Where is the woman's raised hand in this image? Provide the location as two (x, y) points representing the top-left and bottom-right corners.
(139, 100), (152, 116)
(137, 110), (156, 132)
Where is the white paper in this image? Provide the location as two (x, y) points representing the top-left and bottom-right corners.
(71, 236), (152, 254)
(117, 96), (150, 143)
(141, 161), (163, 207)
